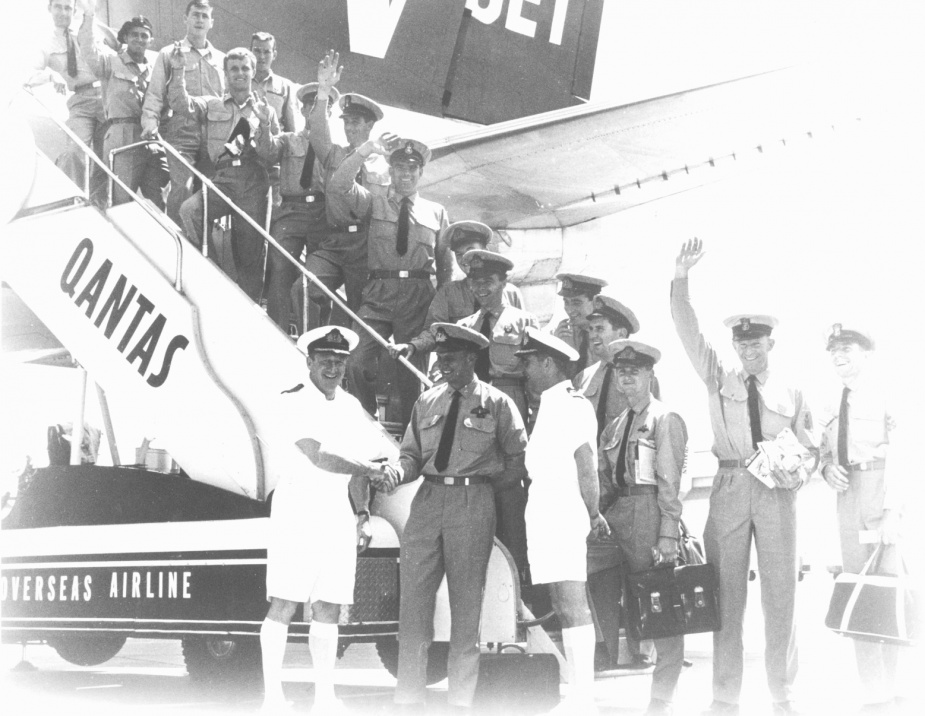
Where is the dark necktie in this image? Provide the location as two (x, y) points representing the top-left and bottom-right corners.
(596, 363), (614, 442)
(474, 312), (492, 382)
(434, 390), (462, 472)
(614, 409), (635, 489)
(299, 143), (316, 189)
(396, 197), (411, 256)
(66, 31), (78, 78)
(837, 386), (851, 468)
(746, 374), (763, 450)
(577, 330), (589, 372)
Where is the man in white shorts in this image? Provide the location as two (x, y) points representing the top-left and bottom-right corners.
(259, 325), (396, 713)
(518, 328), (611, 714)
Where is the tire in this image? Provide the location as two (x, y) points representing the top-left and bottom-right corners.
(48, 634), (127, 666)
(182, 635), (262, 689)
(376, 639), (449, 685)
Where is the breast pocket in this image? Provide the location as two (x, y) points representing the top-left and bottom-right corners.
(460, 416), (495, 454)
(419, 414), (444, 455)
(851, 408), (888, 447)
(764, 398), (796, 437)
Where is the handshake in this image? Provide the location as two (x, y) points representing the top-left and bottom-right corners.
(367, 461), (402, 494)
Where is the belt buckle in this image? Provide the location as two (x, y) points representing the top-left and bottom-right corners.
(232, 159), (241, 167)
(398, 270), (409, 278)
(347, 224), (357, 233)
(858, 462), (869, 471)
(442, 476), (454, 486)
(305, 195), (315, 203)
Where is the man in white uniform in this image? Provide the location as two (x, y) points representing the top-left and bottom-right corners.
(518, 328), (611, 714)
(259, 326), (395, 712)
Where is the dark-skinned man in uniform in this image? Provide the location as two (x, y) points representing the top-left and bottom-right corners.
(327, 131), (452, 427)
(376, 323), (528, 712)
(671, 238), (817, 716)
(599, 339), (688, 716)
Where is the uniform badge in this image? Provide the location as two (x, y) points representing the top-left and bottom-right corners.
(637, 424), (649, 434)
(561, 277), (573, 292)
(404, 142), (414, 154)
(503, 324), (514, 334)
(832, 323), (842, 337)
(740, 318), (751, 332)
(471, 405), (489, 418)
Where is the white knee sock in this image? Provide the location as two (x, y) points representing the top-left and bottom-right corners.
(309, 620), (340, 703)
(260, 618), (290, 704)
(561, 624), (596, 697)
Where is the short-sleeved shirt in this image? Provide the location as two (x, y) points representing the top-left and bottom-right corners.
(34, 26), (99, 91)
(575, 360), (628, 436)
(398, 378), (527, 484)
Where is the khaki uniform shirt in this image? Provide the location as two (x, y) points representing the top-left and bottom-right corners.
(819, 373), (900, 511)
(457, 303), (538, 380)
(409, 280), (525, 354)
(398, 378), (527, 483)
(328, 150), (452, 283)
(253, 72), (300, 133)
(599, 397), (687, 540)
(79, 23), (155, 121)
(670, 277), (817, 462)
(142, 38), (225, 147)
(168, 75), (278, 167)
(34, 26), (98, 91)
(575, 360), (628, 436)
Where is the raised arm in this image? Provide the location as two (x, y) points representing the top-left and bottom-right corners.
(309, 50), (341, 163)
(434, 213), (453, 287)
(165, 45), (206, 119)
(670, 238), (724, 389)
(328, 134), (394, 219)
(77, 3), (112, 78)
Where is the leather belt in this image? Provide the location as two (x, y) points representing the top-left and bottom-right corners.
(108, 117), (140, 125)
(326, 223), (362, 234)
(74, 80), (101, 93)
(718, 458), (750, 468)
(282, 191), (323, 204)
(369, 269), (430, 280)
(848, 460), (886, 473)
(616, 484), (658, 497)
(424, 475), (490, 486)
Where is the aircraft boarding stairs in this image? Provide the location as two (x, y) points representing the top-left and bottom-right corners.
(1, 90), (416, 502)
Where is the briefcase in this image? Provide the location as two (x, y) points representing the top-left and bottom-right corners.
(473, 651), (560, 714)
(625, 562), (721, 640)
(825, 544), (921, 646)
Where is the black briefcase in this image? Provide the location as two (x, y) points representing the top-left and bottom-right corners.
(625, 562), (721, 640)
(473, 651), (560, 714)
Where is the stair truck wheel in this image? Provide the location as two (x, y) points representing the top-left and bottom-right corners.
(182, 634), (262, 688)
(48, 633), (127, 666)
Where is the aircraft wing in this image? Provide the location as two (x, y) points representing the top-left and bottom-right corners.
(421, 65), (863, 230)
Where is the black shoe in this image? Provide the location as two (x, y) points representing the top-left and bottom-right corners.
(644, 698), (673, 715)
(771, 702), (802, 715)
(701, 702), (740, 716)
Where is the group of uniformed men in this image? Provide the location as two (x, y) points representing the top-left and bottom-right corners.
(31, 3), (904, 716)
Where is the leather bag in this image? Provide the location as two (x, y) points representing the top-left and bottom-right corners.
(625, 561), (721, 640)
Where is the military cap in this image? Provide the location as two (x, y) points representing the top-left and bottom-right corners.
(609, 339), (661, 367)
(586, 295), (640, 334)
(446, 220), (492, 251)
(296, 82), (340, 105)
(296, 325), (358, 356)
(826, 322), (875, 351)
(389, 138), (431, 166)
(432, 323), (489, 352)
(515, 327), (579, 362)
(339, 93), (384, 122)
(723, 314), (778, 340)
(462, 249), (514, 279)
(117, 16), (154, 44)
(556, 273), (608, 298)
